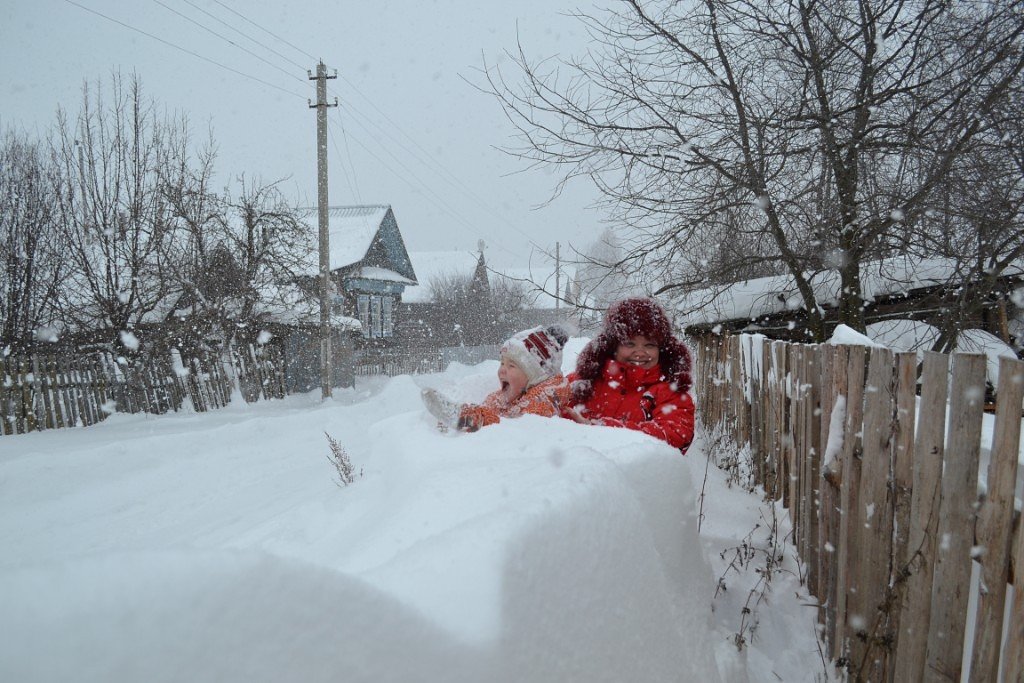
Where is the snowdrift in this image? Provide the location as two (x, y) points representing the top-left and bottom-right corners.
(0, 372), (724, 682)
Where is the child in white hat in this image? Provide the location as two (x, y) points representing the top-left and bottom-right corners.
(422, 324), (570, 431)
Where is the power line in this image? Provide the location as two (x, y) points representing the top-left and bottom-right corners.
(61, 0), (306, 100)
(199, 1), (546, 252)
(179, 0), (309, 73)
(151, 0), (306, 87)
(208, 0), (315, 62)
(327, 114), (362, 204)
(330, 111), (524, 261)
(73, 0), (555, 262)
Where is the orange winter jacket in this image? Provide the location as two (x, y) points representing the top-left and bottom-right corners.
(457, 375), (570, 431)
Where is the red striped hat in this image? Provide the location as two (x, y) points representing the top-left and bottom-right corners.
(501, 325), (569, 387)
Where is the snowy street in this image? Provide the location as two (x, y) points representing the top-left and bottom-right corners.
(0, 347), (829, 683)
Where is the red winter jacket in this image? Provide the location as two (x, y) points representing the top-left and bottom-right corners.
(566, 359), (695, 453)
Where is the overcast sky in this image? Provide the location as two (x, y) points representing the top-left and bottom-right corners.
(1, 0), (606, 269)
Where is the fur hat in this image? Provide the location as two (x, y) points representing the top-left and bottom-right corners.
(501, 324), (569, 388)
(572, 297), (692, 401)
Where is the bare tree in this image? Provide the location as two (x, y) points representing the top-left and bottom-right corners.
(215, 176), (315, 346)
(165, 173), (315, 353)
(0, 130), (65, 354)
(51, 73), (184, 352)
(485, 0), (1024, 338)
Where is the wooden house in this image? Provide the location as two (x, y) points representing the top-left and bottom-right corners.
(315, 205), (419, 345)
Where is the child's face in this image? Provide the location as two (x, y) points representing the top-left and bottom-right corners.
(498, 356), (530, 401)
(614, 335), (660, 369)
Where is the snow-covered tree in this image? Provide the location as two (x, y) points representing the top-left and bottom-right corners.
(51, 73), (185, 352)
(0, 130), (65, 354)
(486, 0), (1024, 338)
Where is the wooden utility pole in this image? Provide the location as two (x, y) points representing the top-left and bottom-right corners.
(309, 61), (337, 399)
(554, 242), (561, 310)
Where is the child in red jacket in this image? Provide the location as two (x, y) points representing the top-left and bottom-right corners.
(422, 325), (570, 432)
(563, 298), (695, 453)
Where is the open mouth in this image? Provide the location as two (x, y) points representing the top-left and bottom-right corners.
(501, 380), (510, 391)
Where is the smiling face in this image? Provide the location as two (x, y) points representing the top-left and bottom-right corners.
(614, 335), (660, 370)
(498, 355), (530, 401)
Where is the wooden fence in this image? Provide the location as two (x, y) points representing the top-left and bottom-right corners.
(692, 334), (1024, 682)
(0, 344), (285, 436)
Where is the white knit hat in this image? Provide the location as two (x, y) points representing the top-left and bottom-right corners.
(501, 325), (568, 388)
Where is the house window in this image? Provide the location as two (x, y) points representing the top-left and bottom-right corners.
(356, 294), (394, 338)
(382, 297), (394, 337)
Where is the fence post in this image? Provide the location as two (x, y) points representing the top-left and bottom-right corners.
(925, 353), (986, 682)
(0, 356), (14, 435)
(970, 357), (1024, 678)
(818, 344), (844, 654)
(804, 345), (822, 600)
(849, 346), (896, 679)
(835, 344), (867, 660)
(1004, 507), (1024, 681)
(894, 351), (949, 681)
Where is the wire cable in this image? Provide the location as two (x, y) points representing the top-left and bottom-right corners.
(179, 0), (309, 73)
(61, 0), (306, 100)
(151, 0), (306, 87)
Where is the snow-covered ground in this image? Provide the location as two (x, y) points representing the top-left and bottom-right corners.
(0, 340), (832, 682)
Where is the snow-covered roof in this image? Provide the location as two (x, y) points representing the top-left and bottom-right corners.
(255, 281), (361, 331)
(348, 266), (416, 285)
(299, 205), (392, 273)
(678, 255), (1024, 326)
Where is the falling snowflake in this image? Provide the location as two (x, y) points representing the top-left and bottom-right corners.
(257, 330), (273, 345)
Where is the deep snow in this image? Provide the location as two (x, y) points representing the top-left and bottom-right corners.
(0, 341), (831, 682)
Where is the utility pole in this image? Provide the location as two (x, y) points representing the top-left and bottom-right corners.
(309, 61), (337, 400)
(554, 242), (561, 310)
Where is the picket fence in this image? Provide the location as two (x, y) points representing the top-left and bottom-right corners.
(692, 334), (1024, 682)
(0, 344), (286, 436)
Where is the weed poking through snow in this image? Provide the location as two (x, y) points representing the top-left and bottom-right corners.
(325, 432), (361, 487)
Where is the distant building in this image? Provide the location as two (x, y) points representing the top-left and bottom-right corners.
(401, 248), (578, 348)
(677, 255), (1024, 352)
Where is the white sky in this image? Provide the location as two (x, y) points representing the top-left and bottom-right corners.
(1, 0), (606, 268)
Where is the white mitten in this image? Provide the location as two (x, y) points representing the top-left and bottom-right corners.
(420, 387), (462, 428)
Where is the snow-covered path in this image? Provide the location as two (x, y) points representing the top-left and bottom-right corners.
(0, 356), (830, 682)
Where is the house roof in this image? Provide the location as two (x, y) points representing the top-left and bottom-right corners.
(349, 266), (417, 285)
(676, 254), (1024, 327)
(255, 280), (361, 331)
(296, 204), (415, 282)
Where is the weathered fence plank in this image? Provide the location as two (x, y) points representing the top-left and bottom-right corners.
(850, 346), (896, 679)
(893, 351), (950, 682)
(969, 357), (1024, 678)
(835, 344), (867, 658)
(925, 353), (986, 682)
(1003, 509), (1024, 682)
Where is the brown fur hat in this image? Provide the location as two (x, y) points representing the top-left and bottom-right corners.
(572, 297), (692, 402)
